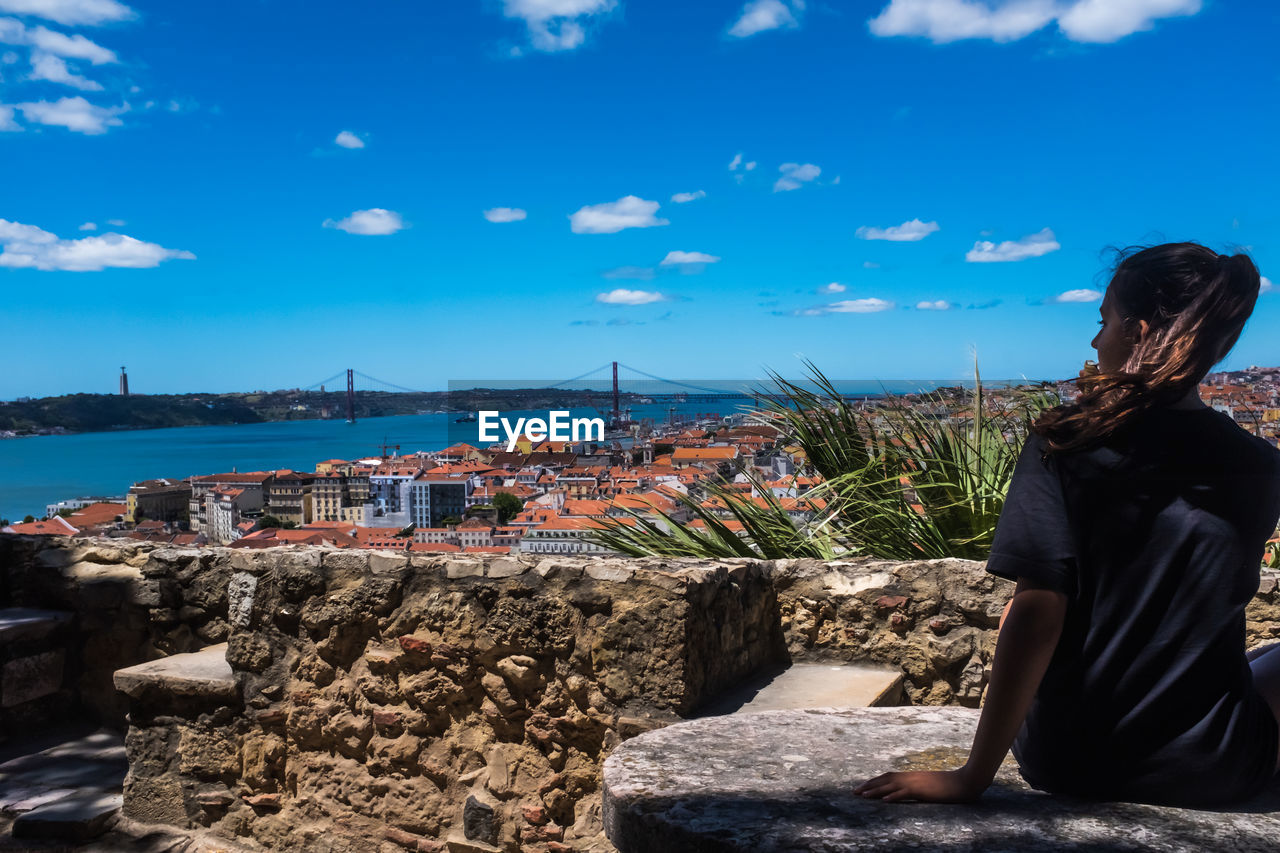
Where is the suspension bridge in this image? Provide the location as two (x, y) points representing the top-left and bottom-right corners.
(294, 364), (988, 426)
(297, 363), (767, 426)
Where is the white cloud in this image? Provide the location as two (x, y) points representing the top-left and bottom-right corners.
(819, 282), (846, 294)
(671, 190), (706, 203)
(0, 104), (17, 131)
(502, 0), (615, 52)
(863, 261), (880, 269)
(774, 162), (820, 192)
(729, 0), (803, 38)
(867, 0), (1201, 45)
(856, 218), (940, 242)
(15, 95), (123, 133)
(597, 288), (666, 305)
(322, 208), (405, 236)
(334, 130), (364, 149)
(728, 153), (757, 178)
(917, 300), (952, 310)
(77, 221), (95, 230)
(1057, 0), (1200, 43)
(29, 24), (116, 62)
(483, 207), (527, 223)
(799, 297), (895, 315)
(0, 218), (194, 271)
(660, 251), (720, 266)
(1261, 276), (1273, 294)
(826, 298), (894, 313)
(1054, 288), (1103, 303)
(0, 1), (135, 26)
(966, 227), (1060, 262)
(0, 19), (118, 62)
(29, 51), (101, 89)
(105, 217), (124, 226)
(868, 0), (1057, 43)
(569, 195), (668, 234)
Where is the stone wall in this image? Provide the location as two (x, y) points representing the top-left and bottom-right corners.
(4, 534), (1280, 852)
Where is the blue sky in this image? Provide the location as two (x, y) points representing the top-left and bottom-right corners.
(2, 0), (1277, 397)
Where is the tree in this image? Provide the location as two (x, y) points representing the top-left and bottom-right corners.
(57, 508), (74, 518)
(22, 514), (35, 523)
(259, 514), (283, 529)
(395, 523), (416, 539)
(441, 515), (462, 527)
(492, 492), (522, 524)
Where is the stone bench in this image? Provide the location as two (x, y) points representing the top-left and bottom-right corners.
(0, 608), (74, 729)
(113, 643), (237, 707)
(113, 644), (243, 828)
(602, 707), (1280, 852)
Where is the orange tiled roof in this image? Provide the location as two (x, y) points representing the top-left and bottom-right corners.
(6, 516), (79, 535)
(67, 502), (127, 527)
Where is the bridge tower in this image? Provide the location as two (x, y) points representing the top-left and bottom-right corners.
(611, 361), (620, 428)
(345, 369), (356, 424)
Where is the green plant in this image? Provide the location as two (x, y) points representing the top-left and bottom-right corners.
(593, 355), (1054, 561)
(591, 470), (840, 559)
(396, 523), (416, 538)
(1264, 541), (1280, 570)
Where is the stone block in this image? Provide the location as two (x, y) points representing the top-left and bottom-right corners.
(603, 707), (1280, 852)
(1, 649), (64, 707)
(113, 643), (237, 704)
(586, 564), (634, 583)
(485, 559), (526, 579)
(228, 572), (258, 628)
(371, 552), (410, 575)
(446, 561), (484, 579)
(12, 791), (122, 841)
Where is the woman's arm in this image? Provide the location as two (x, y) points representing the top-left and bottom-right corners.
(853, 578), (1067, 803)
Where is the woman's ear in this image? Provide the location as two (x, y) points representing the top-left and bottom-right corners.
(1136, 318), (1151, 344)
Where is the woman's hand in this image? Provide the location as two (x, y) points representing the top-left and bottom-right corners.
(853, 767), (986, 803)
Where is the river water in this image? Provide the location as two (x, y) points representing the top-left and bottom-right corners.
(0, 401), (760, 522)
(1, 378), (1004, 522)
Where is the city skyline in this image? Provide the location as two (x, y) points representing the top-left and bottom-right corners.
(3, 0), (1278, 398)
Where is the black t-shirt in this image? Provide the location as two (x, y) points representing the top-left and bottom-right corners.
(986, 405), (1280, 806)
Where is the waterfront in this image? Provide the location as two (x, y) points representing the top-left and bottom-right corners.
(0, 402), (758, 522)
(0, 377), (1053, 523)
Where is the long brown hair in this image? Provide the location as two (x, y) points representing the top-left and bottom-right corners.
(1032, 242), (1262, 455)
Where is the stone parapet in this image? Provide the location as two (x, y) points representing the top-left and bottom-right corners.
(602, 706), (1280, 852)
(3, 533), (1279, 851)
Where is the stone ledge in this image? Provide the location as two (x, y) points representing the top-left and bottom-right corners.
(113, 644), (237, 704)
(602, 707), (1280, 852)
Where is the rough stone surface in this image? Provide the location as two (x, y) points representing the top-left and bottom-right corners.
(5, 534), (1280, 853)
(11, 791), (122, 840)
(1, 649), (65, 708)
(603, 706), (1280, 852)
(113, 643), (237, 704)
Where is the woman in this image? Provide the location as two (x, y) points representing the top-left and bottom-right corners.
(854, 242), (1280, 806)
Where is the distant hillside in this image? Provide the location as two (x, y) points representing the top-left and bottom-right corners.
(0, 388), (648, 435)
